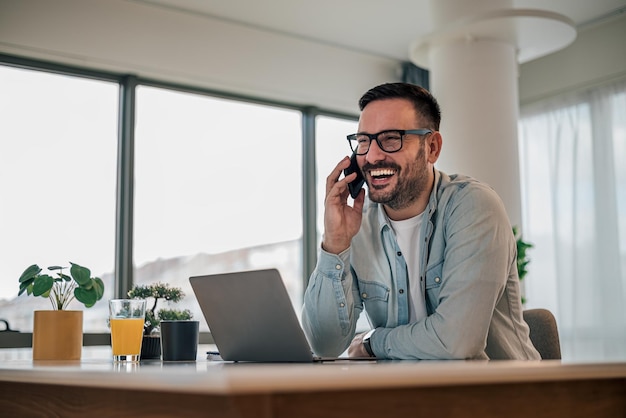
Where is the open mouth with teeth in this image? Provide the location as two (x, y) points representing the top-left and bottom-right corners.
(368, 168), (397, 187)
(370, 168), (395, 178)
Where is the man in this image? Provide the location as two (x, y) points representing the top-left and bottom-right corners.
(302, 82), (540, 360)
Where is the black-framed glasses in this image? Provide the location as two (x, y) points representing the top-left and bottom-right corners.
(346, 129), (433, 155)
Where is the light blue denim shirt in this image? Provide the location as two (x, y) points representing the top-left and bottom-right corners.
(302, 169), (540, 360)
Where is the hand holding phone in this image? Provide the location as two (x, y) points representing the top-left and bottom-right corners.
(343, 152), (365, 199)
(322, 154), (366, 255)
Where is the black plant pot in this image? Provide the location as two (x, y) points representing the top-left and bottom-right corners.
(160, 320), (199, 361)
(141, 335), (161, 360)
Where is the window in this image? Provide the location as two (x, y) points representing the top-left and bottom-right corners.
(134, 86), (303, 329)
(0, 65), (118, 332)
(0, 57), (359, 344)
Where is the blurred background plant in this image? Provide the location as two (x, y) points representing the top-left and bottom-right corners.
(513, 226), (533, 304)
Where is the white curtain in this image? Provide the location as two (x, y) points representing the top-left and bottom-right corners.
(518, 79), (626, 362)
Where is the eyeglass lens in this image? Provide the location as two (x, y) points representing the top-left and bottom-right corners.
(352, 130), (403, 154)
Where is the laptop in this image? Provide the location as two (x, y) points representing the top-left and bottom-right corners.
(189, 269), (370, 363)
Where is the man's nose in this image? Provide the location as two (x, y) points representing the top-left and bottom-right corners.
(365, 138), (386, 164)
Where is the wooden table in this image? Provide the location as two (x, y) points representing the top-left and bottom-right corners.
(0, 348), (624, 418)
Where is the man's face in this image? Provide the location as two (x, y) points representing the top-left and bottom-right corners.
(357, 98), (432, 212)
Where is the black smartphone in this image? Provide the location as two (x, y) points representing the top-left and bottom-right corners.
(343, 152), (365, 199)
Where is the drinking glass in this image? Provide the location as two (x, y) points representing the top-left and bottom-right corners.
(109, 299), (146, 362)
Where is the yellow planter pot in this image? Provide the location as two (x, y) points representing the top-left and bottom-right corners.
(33, 310), (83, 360)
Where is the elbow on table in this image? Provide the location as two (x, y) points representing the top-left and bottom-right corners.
(306, 326), (349, 357)
(302, 321), (350, 358)
(310, 340), (348, 358)
(438, 335), (487, 360)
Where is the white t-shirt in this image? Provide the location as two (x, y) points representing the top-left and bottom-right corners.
(389, 212), (427, 322)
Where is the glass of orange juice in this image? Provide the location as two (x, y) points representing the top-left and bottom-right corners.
(109, 299), (146, 362)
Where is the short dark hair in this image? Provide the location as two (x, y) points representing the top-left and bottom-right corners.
(358, 82), (441, 131)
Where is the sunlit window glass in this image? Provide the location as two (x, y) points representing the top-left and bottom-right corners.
(134, 86), (302, 330)
(0, 65), (118, 332)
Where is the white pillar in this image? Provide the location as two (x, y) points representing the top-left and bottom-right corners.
(409, 0), (576, 226)
(430, 39), (521, 224)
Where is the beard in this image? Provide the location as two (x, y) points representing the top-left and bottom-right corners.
(365, 144), (430, 211)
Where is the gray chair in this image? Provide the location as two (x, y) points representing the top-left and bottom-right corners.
(523, 308), (562, 360)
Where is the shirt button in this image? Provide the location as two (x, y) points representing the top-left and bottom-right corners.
(399, 289), (404, 294)
(435, 277), (441, 283)
(362, 293), (367, 298)
(397, 251), (402, 256)
(339, 302), (345, 307)
(335, 264), (341, 270)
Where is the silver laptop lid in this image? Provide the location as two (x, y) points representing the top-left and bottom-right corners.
(189, 269), (314, 362)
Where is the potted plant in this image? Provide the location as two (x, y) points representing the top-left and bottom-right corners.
(127, 282), (192, 359)
(18, 262), (105, 360)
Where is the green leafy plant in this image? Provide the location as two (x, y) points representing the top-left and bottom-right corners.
(18, 262), (105, 310)
(513, 226), (533, 304)
(158, 309), (193, 321)
(127, 282), (192, 335)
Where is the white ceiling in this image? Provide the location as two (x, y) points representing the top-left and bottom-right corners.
(135, 0), (626, 61)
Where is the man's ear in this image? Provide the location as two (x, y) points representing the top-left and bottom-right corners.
(427, 131), (442, 163)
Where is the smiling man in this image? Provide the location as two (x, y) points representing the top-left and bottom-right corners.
(302, 82), (540, 360)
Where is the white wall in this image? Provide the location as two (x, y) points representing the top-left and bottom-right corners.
(519, 14), (626, 104)
(0, 0), (399, 114)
